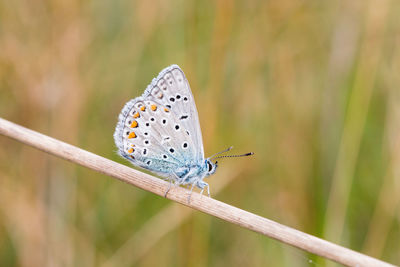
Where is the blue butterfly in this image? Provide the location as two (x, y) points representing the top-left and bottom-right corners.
(114, 65), (252, 200)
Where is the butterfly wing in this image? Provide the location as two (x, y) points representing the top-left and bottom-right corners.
(114, 65), (204, 179)
(146, 65), (204, 163)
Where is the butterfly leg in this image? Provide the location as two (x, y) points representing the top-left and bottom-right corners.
(164, 180), (173, 198)
(198, 181), (210, 198)
(199, 188), (204, 196)
(164, 173), (181, 198)
(187, 183), (196, 203)
(199, 184), (210, 197)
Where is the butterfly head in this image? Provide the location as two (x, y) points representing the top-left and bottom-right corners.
(205, 159), (218, 176)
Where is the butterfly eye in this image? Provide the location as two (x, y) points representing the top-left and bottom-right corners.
(207, 161), (213, 172)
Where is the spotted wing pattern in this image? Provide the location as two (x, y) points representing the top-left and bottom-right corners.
(114, 65), (204, 178)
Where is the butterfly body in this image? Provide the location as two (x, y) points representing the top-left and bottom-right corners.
(114, 65), (217, 194)
(174, 159), (217, 186)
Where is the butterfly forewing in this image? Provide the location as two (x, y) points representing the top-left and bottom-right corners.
(148, 66), (204, 162)
(114, 65), (204, 179)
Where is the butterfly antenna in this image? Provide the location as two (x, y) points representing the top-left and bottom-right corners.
(212, 152), (254, 160)
(209, 146), (234, 159)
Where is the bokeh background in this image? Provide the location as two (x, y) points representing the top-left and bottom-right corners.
(1, 0), (399, 266)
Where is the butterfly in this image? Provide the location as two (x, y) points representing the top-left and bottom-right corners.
(114, 65), (253, 200)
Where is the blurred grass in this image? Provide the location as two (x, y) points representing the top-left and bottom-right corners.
(0, 0), (399, 266)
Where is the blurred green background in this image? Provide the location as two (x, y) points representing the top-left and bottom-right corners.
(0, 0), (399, 266)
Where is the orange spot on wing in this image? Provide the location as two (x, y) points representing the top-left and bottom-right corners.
(128, 148), (134, 153)
(151, 104), (157, 111)
(133, 112), (140, 118)
(164, 108), (169, 113)
(128, 132), (136, 139)
(130, 120), (138, 128)
(140, 106), (146, 111)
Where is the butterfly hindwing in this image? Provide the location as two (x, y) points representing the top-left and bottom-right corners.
(119, 103), (182, 174)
